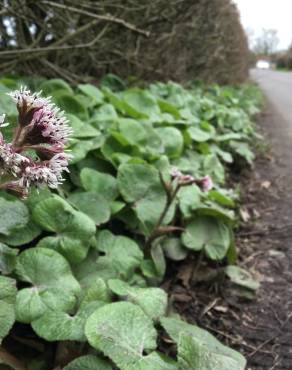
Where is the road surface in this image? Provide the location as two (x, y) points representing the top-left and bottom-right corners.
(251, 69), (292, 132)
(251, 69), (292, 160)
(247, 69), (292, 369)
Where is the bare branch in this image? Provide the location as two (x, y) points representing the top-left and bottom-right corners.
(42, 1), (151, 37)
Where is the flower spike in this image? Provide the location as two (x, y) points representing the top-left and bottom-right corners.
(0, 86), (72, 197)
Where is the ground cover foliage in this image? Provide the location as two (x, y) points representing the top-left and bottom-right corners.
(0, 76), (262, 369)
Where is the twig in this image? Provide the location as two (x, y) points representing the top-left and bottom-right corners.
(42, 1), (151, 37)
(0, 41), (99, 56)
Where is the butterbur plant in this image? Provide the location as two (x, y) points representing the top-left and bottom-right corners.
(145, 168), (213, 247)
(0, 78), (260, 370)
(0, 87), (71, 197)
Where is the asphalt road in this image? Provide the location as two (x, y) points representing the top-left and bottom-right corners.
(251, 69), (292, 127)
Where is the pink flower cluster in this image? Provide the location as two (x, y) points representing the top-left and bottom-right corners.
(0, 87), (72, 197)
(170, 167), (213, 192)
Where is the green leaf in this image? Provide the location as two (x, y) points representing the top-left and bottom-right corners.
(157, 99), (181, 119)
(32, 195), (73, 232)
(33, 195), (96, 263)
(188, 127), (212, 142)
(161, 238), (188, 261)
(196, 203), (235, 222)
(32, 301), (103, 342)
(208, 189), (235, 208)
(40, 79), (73, 96)
(0, 276), (17, 343)
(121, 89), (161, 120)
(100, 74), (126, 91)
(68, 192), (111, 225)
(108, 279), (167, 320)
(118, 164), (175, 234)
(155, 127), (184, 158)
(178, 185), (201, 218)
(203, 154), (225, 183)
(94, 230), (143, 280)
(126, 352), (177, 370)
(53, 92), (89, 121)
(225, 266), (260, 291)
(182, 216), (231, 260)
(0, 198), (29, 236)
(69, 136), (105, 164)
(91, 103), (118, 126)
(85, 302), (157, 369)
(80, 168), (118, 201)
(230, 141), (255, 164)
(78, 84), (104, 105)
(0, 243), (18, 274)
(63, 355), (112, 370)
(67, 114), (100, 138)
(178, 333), (245, 370)
(15, 248), (80, 323)
(79, 277), (111, 307)
(135, 185), (175, 235)
(117, 118), (147, 146)
(161, 317), (246, 369)
(117, 163), (159, 203)
(0, 219), (41, 247)
(151, 242), (166, 279)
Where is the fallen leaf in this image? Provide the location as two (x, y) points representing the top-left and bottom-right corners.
(261, 181), (271, 189)
(239, 208), (250, 222)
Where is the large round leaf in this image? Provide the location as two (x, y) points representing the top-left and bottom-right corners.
(67, 114), (100, 139)
(33, 196), (96, 263)
(117, 163), (159, 203)
(161, 317), (246, 369)
(0, 198), (29, 236)
(32, 195), (73, 232)
(80, 168), (118, 201)
(53, 92), (89, 121)
(15, 248), (80, 323)
(0, 243), (18, 274)
(32, 301), (103, 342)
(94, 230), (143, 280)
(117, 118), (147, 146)
(161, 237), (188, 261)
(178, 334), (245, 370)
(78, 84), (104, 105)
(40, 79), (73, 96)
(0, 276), (17, 343)
(68, 192), (111, 225)
(155, 127), (184, 158)
(188, 126), (212, 142)
(182, 216), (230, 260)
(63, 355), (112, 370)
(0, 220), (41, 247)
(85, 302), (157, 369)
(178, 185), (201, 218)
(120, 89), (161, 120)
(108, 279), (167, 320)
(126, 352), (177, 370)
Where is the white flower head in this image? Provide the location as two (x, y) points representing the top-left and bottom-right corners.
(1, 86), (72, 197)
(32, 105), (72, 145)
(8, 86), (51, 112)
(0, 142), (29, 176)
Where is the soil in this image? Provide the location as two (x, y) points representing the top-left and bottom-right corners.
(169, 105), (292, 370)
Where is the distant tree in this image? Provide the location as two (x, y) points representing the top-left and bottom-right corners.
(253, 28), (279, 56)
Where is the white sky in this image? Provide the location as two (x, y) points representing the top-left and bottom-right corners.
(233, 0), (292, 50)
